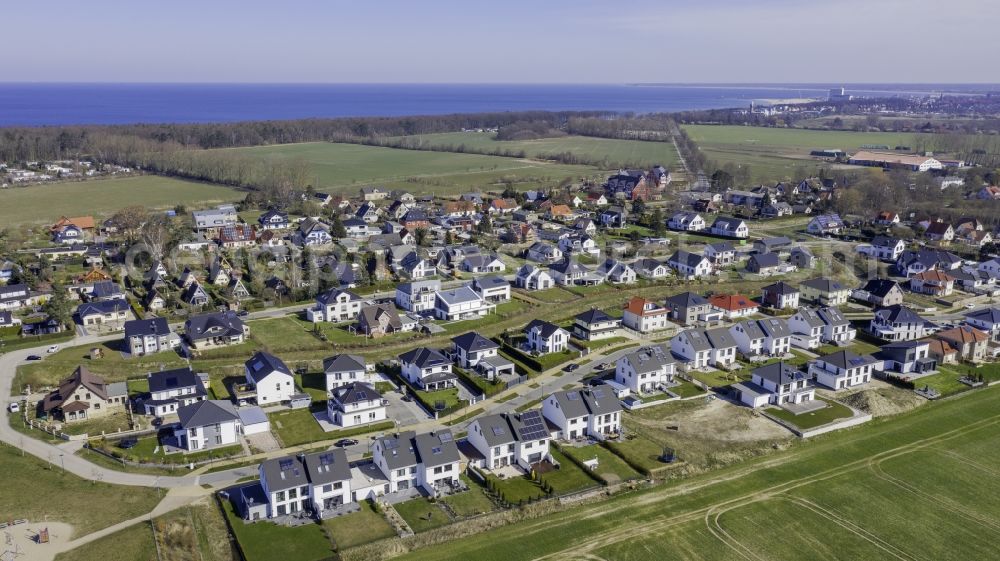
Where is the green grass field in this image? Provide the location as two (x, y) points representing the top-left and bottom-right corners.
(322, 500), (396, 550)
(0, 175), (241, 225)
(393, 497), (452, 533)
(395, 385), (1000, 561)
(55, 522), (158, 561)
(213, 142), (601, 196)
(385, 132), (679, 169)
(682, 125), (937, 183)
(766, 398), (856, 430)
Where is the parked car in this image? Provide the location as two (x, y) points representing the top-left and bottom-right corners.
(563, 363), (580, 372)
(335, 438), (359, 448)
(238, 310), (250, 317)
(7, 402), (19, 413)
(26, 355), (42, 361)
(46, 345), (59, 354)
(117, 438), (138, 449)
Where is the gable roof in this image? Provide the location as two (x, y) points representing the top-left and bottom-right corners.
(413, 430), (460, 468)
(148, 367), (201, 393)
(526, 319), (566, 339)
(177, 399), (239, 427)
(245, 351), (293, 383)
(451, 331), (499, 353)
(331, 382), (382, 405)
(323, 354), (367, 374)
(399, 347), (450, 368)
(124, 317), (170, 338)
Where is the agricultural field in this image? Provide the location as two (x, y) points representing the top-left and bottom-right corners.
(385, 132), (680, 169)
(681, 124), (933, 183)
(397, 385), (1000, 561)
(214, 142), (602, 196)
(0, 175), (241, 225)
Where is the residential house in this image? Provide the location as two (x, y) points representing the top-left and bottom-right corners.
(323, 354), (371, 393)
(219, 225), (256, 249)
(806, 213), (844, 236)
(874, 211), (900, 226)
(258, 209), (289, 230)
(597, 206), (628, 229)
(704, 242), (737, 268)
(708, 293), (759, 320)
(399, 347), (457, 390)
(245, 351), (295, 405)
(935, 326), (989, 362)
(924, 222), (955, 242)
(467, 411), (551, 471)
(525, 319), (570, 354)
(461, 253), (505, 274)
(76, 300), (130, 327)
(515, 264), (554, 291)
(622, 296), (671, 333)
(964, 307), (1000, 343)
(328, 382), (386, 428)
(667, 250), (712, 278)
(572, 308), (621, 341)
(761, 281), (800, 309)
(360, 186), (389, 201)
(709, 217), (749, 238)
(173, 400), (241, 452)
(355, 303), (414, 338)
(398, 250), (436, 280)
(733, 362), (814, 408)
(143, 367), (208, 416)
(753, 237), (794, 255)
(307, 288), (366, 323)
(746, 252), (784, 276)
(869, 305), (936, 341)
(295, 218), (332, 247)
(865, 235), (907, 262)
(730, 318), (792, 358)
(542, 387), (622, 440)
(395, 280), (441, 313)
(856, 279), (905, 307)
(875, 341), (937, 375)
(670, 327), (737, 369)
(800, 278), (850, 306)
(668, 211), (706, 232)
(526, 242), (563, 264)
(451, 332), (515, 380)
(595, 259), (637, 284)
(124, 317), (178, 356)
(909, 270), (955, 297)
(788, 306), (855, 349)
(615, 345), (675, 393)
(192, 205), (238, 231)
(549, 258), (602, 286)
(664, 292), (717, 326)
(789, 246), (816, 269)
(39, 366), (128, 422)
(471, 276), (510, 304)
(256, 450), (350, 519)
(434, 286), (494, 321)
(808, 351), (876, 390)
(896, 249), (962, 277)
(184, 311), (248, 350)
(635, 258), (669, 280)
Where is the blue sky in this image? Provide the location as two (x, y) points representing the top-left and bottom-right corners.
(5, 0), (998, 83)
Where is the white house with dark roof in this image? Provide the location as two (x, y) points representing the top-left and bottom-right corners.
(615, 345), (675, 393)
(808, 350), (876, 390)
(472, 275), (511, 303)
(761, 281), (800, 309)
(328, 382), (387, 428)
(371, 430), (460, 494)
(671, 327), (738, 369)
(730, 318), (792, 358)
(123, 317), (179, 356)
(542, 388), (622, 441)
(704, 242), (737, 267)
(467, 410), (551, 470)
(667, 250), (712, 278)
(870, 305), (936, 342)
(143, 367), (208, 416)
(434, 285), (494, 321)
(255, 449), (352, 519)
(515, 264), (554, 291)
(709, 216), (749, 239)
(245, 351), (295, 405)
(173, 400), (241, 452)
(634, 258), (669, 279)
(733, 362), (814, 408)
(668, 211), (706, 232)
(549, 258), (602, 286)
(399, 347), (456, 390)
(964, 307), (1000, 343)
(573, 308), (621, 341)
(526, 319), (570, 354)
(183, 311), (248, 350)
(323, 354), (372, 393)
(450, 332), (514, 381)
(596, 258), (637, 284)
(395, 279), (441, 313)
(307, 288), (366, 323)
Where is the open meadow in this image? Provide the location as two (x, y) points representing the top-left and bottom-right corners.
(395, 385), (1000, 561)
(0, 175), (241, 225)
(681, 125), (934, 183)
(383, 132), (680, 169)
(212, 142), (603, 196)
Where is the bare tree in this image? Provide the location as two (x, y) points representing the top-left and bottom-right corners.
(141, 213), (170, 261)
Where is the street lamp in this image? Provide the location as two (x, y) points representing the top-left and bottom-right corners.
(59, 453), (65, 473)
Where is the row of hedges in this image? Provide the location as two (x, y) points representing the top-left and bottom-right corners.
(453, 366), (504, 397)
(550, 442), (609, 486)
(498, 342), (546, 372)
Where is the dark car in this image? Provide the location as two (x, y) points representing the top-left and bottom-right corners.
(25, 355), (42, 361)
(334, 438), (359, 448)
(237, 310), (249, 317)
(563, 363), (580, 372)
(117, 438), (139, 449)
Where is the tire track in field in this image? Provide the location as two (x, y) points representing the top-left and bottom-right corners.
(532, 413), (1000, 561)
(783, 497), (919, 561)
(936, 449), (1000, 477)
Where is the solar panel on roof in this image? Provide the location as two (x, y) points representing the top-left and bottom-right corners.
(319, 453), (334, 465)
(384, 439), (398, 450)
(432, 446), (442, 455)
(566, 391), (580, 401)
(491, 426), (505, 436)
(438, 433), (453, 443)
(357, 391), (367, 400)
(278, 459), (293, 470)
(592, 388), (606, 399)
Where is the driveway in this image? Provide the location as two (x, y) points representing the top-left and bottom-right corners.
(384, 391), (432, 426)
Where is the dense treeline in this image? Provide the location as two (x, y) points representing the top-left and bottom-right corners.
(565, 115), (675, 141)
(495, 121), (566, 141)
(0, 111), (612, 163)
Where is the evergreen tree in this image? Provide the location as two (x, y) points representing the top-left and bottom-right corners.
(43, 284), (74, 326)
(331, 215), (347, 238)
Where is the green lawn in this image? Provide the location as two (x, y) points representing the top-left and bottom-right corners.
(249, 316), (328, 353)
(323, 500), (397, 550)
(396, 381), (1000, 561)
(222, 500), (333, 561)
(213, 142), (601, 196)
(269, 408), (326, 447)
(441, 477), (497, 517)
(602, 435), (670, 475)
(561, 444), (643, 485)
(0, 175), (240, 226)
(766, 397), (855, 430)
(681, 125), (947, 183)
(669, 380), (707, 398)
(393, 497), (453, 533)
(0, 443), (161, 538)
(539, 449), (601, 494)
(385, 132), (680, 168)
(912, 365), (999, 397)
(487, 473), (547, 505)
(689, 369), (749, 388)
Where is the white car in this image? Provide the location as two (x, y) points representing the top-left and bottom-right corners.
(46, 345), (60, 354)
(965, 303), (976, 310)
(7, 402), (19, 413)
